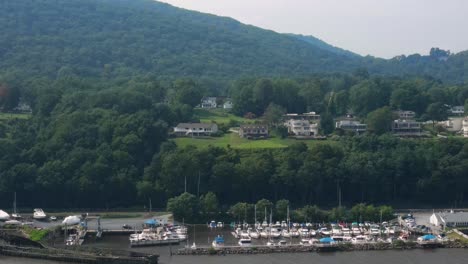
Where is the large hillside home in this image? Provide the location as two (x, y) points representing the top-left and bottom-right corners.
(335, 120), (367, 134)
(200, 97), (217, 109)
(392, 119), (423, 137)
(239, 125), (268, 139)
(174, 123), (218, 137)
(463, 117), (468, 138)
(284, 119), (318, 136)
(450, 105), (465, 116)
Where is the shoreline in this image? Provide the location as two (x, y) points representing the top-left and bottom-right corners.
(175, 241), (468, 256)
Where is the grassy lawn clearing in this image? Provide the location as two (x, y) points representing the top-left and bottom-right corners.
(173, 133), (330, 149)
(194, 108), (257, 124)
(0, 112), (31, 121)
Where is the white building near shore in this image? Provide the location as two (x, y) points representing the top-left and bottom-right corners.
(430, 211), (468, 228)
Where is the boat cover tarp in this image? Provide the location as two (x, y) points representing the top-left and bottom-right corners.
(145, 219), (158, 225)
(319, 237), (335, 243)
(422, 234), (436, 240)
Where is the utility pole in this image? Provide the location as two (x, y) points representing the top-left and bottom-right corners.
(184, 175), (187, 193)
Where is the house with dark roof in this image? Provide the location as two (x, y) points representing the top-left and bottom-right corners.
(174, 123), (218, 137)
(239, 124), (268, 139)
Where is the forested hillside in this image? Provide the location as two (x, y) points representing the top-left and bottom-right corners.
(0, 0), (467, 88)
(0, 0), (361, 88)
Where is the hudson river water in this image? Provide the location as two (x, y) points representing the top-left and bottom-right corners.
(2, 249), (468, 264)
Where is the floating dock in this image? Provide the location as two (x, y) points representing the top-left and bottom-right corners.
(130, 238), (180, 248)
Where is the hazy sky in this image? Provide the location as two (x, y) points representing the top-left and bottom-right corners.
(159, 0), (468, 58)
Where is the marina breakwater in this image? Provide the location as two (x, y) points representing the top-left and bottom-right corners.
(175, 241), (468, 256)
(0, 245), (159, 264)
(0, 231), (159, 264)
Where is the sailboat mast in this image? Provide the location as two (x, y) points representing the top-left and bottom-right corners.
(13, 192), (17, 214)
(254, 205), (257, 224)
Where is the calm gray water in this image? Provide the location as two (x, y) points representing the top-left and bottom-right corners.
(1, 249), (468, 264)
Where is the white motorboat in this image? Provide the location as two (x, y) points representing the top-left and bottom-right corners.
(260, 229), (269, 238)
(299, 228), (309, 237)
(129, 229), (157, 242)
(320, 227), (331, 236)
(262, 220), (268, 227)
(212, 235), (225, 248)
(300, 238), (312, 246)
(249, 229), (260, 239)
(352, 227), (361, 235)
(217, 222), (224, 228)
(309, 229), (317, 236)
(270, 229), (281, 238)
(238, 237), (252, 247)
(370, 227), (380, 236)
(209, 220), (217, 228)
(277, 239), (287, 246)
(33, 208), (47, 220)
(352, 235), (369, 244)
(342, 227), (351, 236)
(266, 240), (275, 247)
(281, 229), (291, 238)
(290, 229), (300, 238)
(5, 219), (21, 225)
(0, 210), (10, 221)
(332, 226), (343, 236)
(62, 215), (81, 226)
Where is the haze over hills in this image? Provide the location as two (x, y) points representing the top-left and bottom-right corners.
(0, 0), (466, 85)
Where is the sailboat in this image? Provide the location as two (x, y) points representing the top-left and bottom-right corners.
(11, 192), (21, 219)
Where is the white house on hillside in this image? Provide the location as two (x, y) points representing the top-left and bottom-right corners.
(336, 120), (367, 134)
(284, 119), (318, 137)
(392, 119), (424, 137)
(463, 117), (468, 138)
(174, 123), (218, 137)
(200, 97), (217, 109)
(450, 106), (465, 115)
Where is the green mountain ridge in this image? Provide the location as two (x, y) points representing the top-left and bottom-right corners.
(0, 0), (466, 86)
(287, 34), (360, 58)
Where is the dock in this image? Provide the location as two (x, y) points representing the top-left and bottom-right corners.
(130, 238), (180, 248)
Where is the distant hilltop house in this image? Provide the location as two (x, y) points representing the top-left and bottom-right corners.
(284, 119), (318, 137)
(239, 124), (269, 139)
(437, 117), (464, 132)
(430, 211), (468, 228)
(395, 110), (416, 120)
(335, 120), (367, 134)
(200, 97), (217, 109)
(7, 102), (32, 114)
(463, 117), (468, 138)
(223, 100), (233, 109)
(449, 105), (465, 116)
(392, 119), (424, 137)
(174, 123), (218, 137)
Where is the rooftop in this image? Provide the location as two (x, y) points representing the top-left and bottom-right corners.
(439, 212), (468, 223)
(176, 123), (216, 129)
